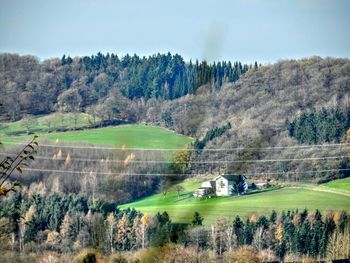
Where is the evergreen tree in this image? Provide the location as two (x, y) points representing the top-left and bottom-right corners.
(257, 216), (269, 230)
(150, 224), (170, 247)
(233, 216), (245, 246)
(194, 122), (231, 150)
(287, 107), (349, 144)
(192, 212), (204, 226)
(338, 211), (348, 233)
(270, 210), (277, 224)
(243, 219), (255, 245)
(320, 215), (336, 257)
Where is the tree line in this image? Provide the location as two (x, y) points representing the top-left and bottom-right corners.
(286, 107), (350, 144)
(0, 192), (349, 262)
(75, 52), (252, 100)
(0, 52), (253, 120)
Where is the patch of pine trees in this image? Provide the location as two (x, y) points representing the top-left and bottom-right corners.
(74, 52), (251, 100)
(0, 52), (253, 121)
(287, 107), (350, 144)
(194, 122), (231, 150)
(0, 191), (349, 262)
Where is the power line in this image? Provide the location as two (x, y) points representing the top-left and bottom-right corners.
(1, 153), (349, 164)
(244, 169), (350, 176)
(21, 167), (350, 177)
(2, 141), (350, 151)
(21, 168), (181, 176)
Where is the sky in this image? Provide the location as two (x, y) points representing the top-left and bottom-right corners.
(0, 0), (349, 64)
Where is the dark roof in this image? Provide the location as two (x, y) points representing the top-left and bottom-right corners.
(221, 175), (237, 181)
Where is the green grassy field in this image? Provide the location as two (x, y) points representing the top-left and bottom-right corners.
(0, 112), (101, 135)
(119, 178), (350, 225)
(323, 177), (350, 192)
(0, 124), (192, 150)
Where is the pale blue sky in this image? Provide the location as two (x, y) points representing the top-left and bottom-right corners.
(0, 0), (349, 63)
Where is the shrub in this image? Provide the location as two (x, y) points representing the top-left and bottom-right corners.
(110, 253), (128, 263)
(74, 249), (98, 263)
(224, 246), (260, 263)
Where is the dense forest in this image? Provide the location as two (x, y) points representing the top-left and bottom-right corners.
(1, 53), (350, 262)
(165, 57), (350, 183)
(286, 107), (350, 144)
(1, 54), (350, 184)
(0, 53), (251, 120)
(0, 190), (349, 262)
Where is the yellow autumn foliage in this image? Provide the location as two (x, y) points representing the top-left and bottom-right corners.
(0, 187), (9, 196)
(275, 224), (283, 243)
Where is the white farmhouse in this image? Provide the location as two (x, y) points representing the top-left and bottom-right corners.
(215, 175), (249, 196)
(215, 175), (234, 196)
(193, 174), (249, 197)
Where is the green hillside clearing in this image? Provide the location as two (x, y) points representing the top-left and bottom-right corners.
(0, 112), (101, 135)
(0, 124), (192, 150)
(323, 177), (350, 192)
(119, 178), (350, 225)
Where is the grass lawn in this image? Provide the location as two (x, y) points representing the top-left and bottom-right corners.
(0, 112), (101, 135)
(0, 124), (193, 150)
(119, 178), (350, 225)
(323, 177), (350, 192)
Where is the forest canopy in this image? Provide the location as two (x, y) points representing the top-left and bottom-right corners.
(0, 52), (251, 120)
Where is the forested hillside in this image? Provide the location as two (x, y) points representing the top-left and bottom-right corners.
(144, 56), (350, 182)
(1, 54), (350, 184)
(0, 53), (250, 120)
(1, 53), (350, 263)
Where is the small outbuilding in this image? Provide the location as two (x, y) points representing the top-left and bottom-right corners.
(193, 180), (215, 197)
(255, 182), (268, 189)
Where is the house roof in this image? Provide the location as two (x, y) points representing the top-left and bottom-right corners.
(201, 180), (216, 187)
(215, 175), (248, 182)
(222, 175), (238, 181)
(215, 175), (236, 181)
